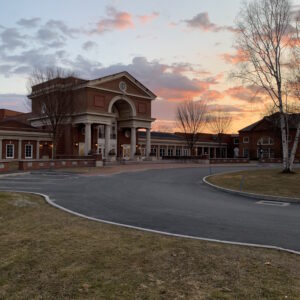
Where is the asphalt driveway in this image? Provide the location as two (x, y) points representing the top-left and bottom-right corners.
(1, 165), (300, 253)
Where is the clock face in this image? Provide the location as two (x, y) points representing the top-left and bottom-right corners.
(125, 130), (130, 138)
(119, 81), (127, 92)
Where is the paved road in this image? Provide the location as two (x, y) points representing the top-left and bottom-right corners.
(1, 166), (300, 252)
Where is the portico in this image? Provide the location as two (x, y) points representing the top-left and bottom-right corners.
(63, 72), (156, 160)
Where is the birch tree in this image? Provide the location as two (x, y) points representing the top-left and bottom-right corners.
(176, 100), (207, 155)
(234, 0), (300, 172)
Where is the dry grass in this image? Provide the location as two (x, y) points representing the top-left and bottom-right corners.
(0, 192), (300, 299)
(207, 168), (300, 199)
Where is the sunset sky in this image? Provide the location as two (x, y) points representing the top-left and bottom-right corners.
(1, 0), (300, 133)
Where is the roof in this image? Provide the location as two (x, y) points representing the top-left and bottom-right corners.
(0, 109), (24, 121)
(139, 131), (183, 140)
(239, 113), (300, 133)
(239, 119), (263, 132)
(87, 71), (157, 99)
(0, 119), (49, 133)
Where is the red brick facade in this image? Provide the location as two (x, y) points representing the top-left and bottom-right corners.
(239, 114), (300, 160)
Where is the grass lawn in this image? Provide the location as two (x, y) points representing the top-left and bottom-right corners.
(207, 168), (300, 199)
(0, 192), (300, 299)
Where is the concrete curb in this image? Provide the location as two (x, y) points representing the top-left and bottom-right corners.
(203, 174), (300, 204)
(0, 189), (299, 256)
(0, 172), (30, 178)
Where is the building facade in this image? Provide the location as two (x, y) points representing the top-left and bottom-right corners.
(2, 72), (298, 163)
(239, 113), (300, 160)
(28, 71), (156, 160)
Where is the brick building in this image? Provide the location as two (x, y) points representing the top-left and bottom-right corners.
(28, 71), (156, 159)
(0, 110), (52, 160)
(3, 71), (297, 163)
(239, 113), (300, 160)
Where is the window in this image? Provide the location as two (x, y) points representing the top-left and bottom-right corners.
(151, 147), (157, 156)
(183, 148), (189, 156)
(25, 144), (33, 159)
(6, 144), (14, 159)
(168, 148), (173, 156)
(243, 137), (249, 143)
(257, 148), (275, 159)
(257, 136), (274, 145)
(176, 147), (181, 156)
(234, 138), (239, 144)
(243, 148), (249, 158)
(98, 125), (105, 139)
(159, 148), (165, 157)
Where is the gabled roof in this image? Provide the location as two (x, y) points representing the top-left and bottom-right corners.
(87, 71), (157, 99)
(239, 112), (300, 133)
(239, 119), (263, 132)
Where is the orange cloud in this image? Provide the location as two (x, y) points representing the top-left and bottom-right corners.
(225, 85), (267, 103)
(220, 49), (248, 65)
(96, 7), (134, 33)
(138, 12), (159, 24)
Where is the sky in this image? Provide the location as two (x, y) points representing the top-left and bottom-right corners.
(0, 0), (299, 133)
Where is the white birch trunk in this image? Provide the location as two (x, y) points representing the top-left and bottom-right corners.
(280, 113), (290, 171)
(289, 120), (300, 171)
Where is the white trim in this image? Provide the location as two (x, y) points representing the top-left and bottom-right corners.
(243, 136), (249, 143)
(86, 71), (156, 99)
(25, 144), (33, 159)
(86, 85), (154, 100)
(6, 144), (14, 159)
(108, 95), (137, 117)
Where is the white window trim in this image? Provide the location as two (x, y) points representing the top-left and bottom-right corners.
(25, 144), (33, 159)
(6, 144), (14, 159)
(243, 137), (249, 143)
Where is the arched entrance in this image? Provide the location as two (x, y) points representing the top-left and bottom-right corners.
(109, 97), (136, 159)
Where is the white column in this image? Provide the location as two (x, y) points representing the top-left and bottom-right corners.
(130, 127), (136, 159)
(36, 140), (40, 160)
(84, 123), (91, 156)
(146, 128), (151, 157)
(105, 124), (111, 158)
(18, 139), (22, 160)
(0, 139), (2, 160)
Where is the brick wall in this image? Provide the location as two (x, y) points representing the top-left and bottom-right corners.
(19, 159), (95, 171)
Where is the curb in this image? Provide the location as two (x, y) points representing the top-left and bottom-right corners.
(203, 175), (300, 204)
(0, 189), (299, 256)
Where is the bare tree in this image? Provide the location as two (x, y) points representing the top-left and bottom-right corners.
(176, 100), (207, 155)
(27, 68), (79, 158)
(208, 110), (232, 157)
(233, 0), (300, 172)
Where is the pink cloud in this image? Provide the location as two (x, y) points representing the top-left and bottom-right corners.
(138, 12), (159, 24)
(220, 49), (248, 65)
(225, 85), (267, 103)
(96, 7), (134, 33)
